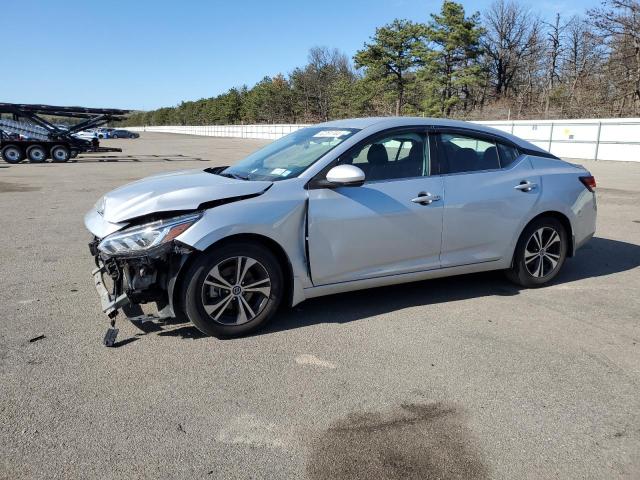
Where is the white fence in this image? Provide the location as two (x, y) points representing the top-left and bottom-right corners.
(128, 124), (309, 140)
(479, 119), (640, 162)
(128, 118), (640, 162)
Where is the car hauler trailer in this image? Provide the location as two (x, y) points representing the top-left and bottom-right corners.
(0, 103), (131, 163)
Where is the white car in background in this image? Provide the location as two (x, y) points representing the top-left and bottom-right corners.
(73, 130), (98, 141)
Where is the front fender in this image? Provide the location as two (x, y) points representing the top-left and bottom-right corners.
(175, 184), (312, 298)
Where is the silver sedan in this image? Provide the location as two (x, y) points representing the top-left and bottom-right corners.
(85, 117), (597, 338)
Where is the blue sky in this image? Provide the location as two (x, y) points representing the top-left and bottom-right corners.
(2, 0), (600, 111)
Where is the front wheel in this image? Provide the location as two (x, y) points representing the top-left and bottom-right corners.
(506, 217), (568, 287)
(182, 242), (283, 338)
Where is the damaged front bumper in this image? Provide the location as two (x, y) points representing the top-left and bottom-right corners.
(88, 237), (194, 322)
(92, 262), (130, 318)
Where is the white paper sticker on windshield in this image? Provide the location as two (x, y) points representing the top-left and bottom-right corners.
(312, 130), (351, 138)
(270, 168), (287, 175)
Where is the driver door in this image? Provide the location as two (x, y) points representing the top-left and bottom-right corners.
(307, 129), (444, 286)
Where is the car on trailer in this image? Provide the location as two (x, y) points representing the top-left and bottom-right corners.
(0, 103), (130, 164)
(0, 129), (19, 141)
(74, 130), (99, 141)
(96, 128), (115, 139)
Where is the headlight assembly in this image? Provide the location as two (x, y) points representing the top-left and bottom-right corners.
(98, 212), (201, 255)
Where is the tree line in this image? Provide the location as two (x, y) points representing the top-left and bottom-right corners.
(121, 0), (640, 127)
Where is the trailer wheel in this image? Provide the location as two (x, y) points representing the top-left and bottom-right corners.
(27, 145), (48, 163)
(1, 144), (24, 164)
(51, 145), (71, 162)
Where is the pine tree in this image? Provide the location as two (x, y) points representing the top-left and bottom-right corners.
(422, 1), (485, 116)
(354, 19), (427, 116)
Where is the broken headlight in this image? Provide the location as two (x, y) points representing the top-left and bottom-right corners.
(97, 212), (201, 255)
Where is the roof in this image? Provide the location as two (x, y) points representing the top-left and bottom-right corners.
(318, 116), (549, 154)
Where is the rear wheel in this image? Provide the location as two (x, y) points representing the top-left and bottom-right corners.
(1, 144), (24, 164)
(27, 145), (47, 163)
(51, 145), (71, 162)
(506, 217), (567, 287)
(182, 242), (283, 338)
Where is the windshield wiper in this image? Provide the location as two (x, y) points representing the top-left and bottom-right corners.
(217, 171), (249, 181)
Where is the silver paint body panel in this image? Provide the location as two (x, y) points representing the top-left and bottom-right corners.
(98, 168), (271, 224)
(84, 117), (597, 308)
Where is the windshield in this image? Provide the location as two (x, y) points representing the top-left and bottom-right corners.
(221, 127), (359, 181)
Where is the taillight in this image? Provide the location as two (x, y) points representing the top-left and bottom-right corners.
(579, 175), (596, 192)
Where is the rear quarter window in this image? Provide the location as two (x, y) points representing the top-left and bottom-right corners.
(497, 143), (521, 168)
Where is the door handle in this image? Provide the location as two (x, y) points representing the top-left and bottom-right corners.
(411, 192), (441, 205)
(514, 181), (537, 192)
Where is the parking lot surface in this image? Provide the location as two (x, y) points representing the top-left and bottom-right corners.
(1, 133), (639, 479)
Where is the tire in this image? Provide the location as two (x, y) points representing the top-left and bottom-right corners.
(26, 145), (47, 163)
(506, 217), (568, 287)
(112, 134), (119, 139)
(129, 134), (136, 138)
(1, 144), (24, 164)
(50, 145), (71, 162)
(182, 242), (284, 338)
(70, 151), (78, 159)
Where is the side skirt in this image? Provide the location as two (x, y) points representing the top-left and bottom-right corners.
(301, 259), (506, 300)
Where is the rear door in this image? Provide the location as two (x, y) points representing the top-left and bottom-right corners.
(435, 130), (541, 267)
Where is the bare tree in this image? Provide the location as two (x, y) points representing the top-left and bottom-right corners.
(291, 47), (354, 122)
(482, 0), (542, 99)
(513, 22), (545, 117)
(560, 17), (605, 116)
(542, 14), (570, 116)
(589, 0), (640, 114)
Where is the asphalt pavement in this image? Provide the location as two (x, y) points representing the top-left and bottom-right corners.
(1, 133), (639, 479)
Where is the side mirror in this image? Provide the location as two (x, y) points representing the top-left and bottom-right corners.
(325, 164), (365, 187)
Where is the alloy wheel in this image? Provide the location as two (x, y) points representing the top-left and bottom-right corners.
(201, 256), (272, 325)
(523, 227), (562, 278)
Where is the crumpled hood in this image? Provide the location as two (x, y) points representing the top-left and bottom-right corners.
(100, 169), (272, 223)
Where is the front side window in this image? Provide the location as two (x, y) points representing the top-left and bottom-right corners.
(339, 131), (429, 181)
(223, 127), (359, 181)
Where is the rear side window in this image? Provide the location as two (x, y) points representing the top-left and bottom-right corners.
(496, 143), (521, 168)
(438, 133), (500, 173)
